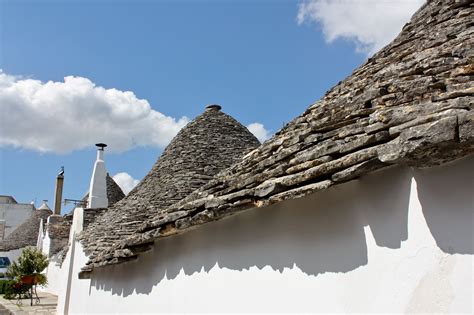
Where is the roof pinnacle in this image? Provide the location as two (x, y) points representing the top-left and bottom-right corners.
(206, 104), (222, 111)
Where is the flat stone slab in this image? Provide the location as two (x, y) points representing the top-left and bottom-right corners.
(0, 292), (57, 315)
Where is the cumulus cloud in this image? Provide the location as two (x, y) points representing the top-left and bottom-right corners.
(112, 172), (140, 195)
(0, 71), (189, 154)
(297, 0), (425, 55)
(247, 123), (271, 143)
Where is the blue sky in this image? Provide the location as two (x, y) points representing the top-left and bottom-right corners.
(0, 0), (423, 213)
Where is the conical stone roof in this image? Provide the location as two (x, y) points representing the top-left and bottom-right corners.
(106, 173), (126, 205)
(81, 173), (125, 206)
(49, 174), (123, 261)
(37, 200), (51, 210)
(79, 0), (474, 274)
(0, 208), (53, 251)
(79, 105), (260, 261)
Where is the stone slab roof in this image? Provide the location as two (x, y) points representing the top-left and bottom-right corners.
(0, 209), (53, 251)
(78, 107), (260, 265)
(0, 196), (17, 204)
(47, 216), (72, 240)
(79, 0), (474, 276)
(105, 173), (126, 205)
(51, 174), (123, 261)
(81, 173), (125, 207)
(46, 174), (123, 261)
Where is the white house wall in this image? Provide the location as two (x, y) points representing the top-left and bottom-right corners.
(41, 207), (91, 313)
(42, 256), (66, 296)
(65, 157), (473, 314)
(0, 203), (34, 239)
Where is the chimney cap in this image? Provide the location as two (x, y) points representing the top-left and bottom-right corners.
(206, 104), (222, 111)
(95, 143), (108, 150)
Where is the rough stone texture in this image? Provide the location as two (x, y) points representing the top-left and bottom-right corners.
(105, 174), (126, 205)
(78, 107), (260, 267)
(50, 175), (124, 261)
(0, 209), (53, 251)
(81, 173), (125, 206)
(80, 0), (474, 276)
(46, 215), (72, 256)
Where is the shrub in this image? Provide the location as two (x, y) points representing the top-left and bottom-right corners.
(7, 248), (48, 280)
(3, 280), (29, 300)
(3, 248), (49, 300)
(0, 280), (9, 294)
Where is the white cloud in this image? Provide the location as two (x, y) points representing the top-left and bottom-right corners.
(297, 0), (425, 55)
(247, 123), (271, 143)
(112, 172), (140, 195)
(0, 71), (189, 154)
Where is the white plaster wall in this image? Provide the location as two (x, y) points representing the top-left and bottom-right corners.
(42, 257), (66, 296)
(65, 157), (473, 314)
(40, 228), (68, 296)
(40, 231), (51, 258)
(0, 203), (34, 239)
(52, 207), (92, 315)
(41, 207), (87, 304)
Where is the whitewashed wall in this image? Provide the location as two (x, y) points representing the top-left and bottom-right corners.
(0, 202), (34, 239)
(42, 258), (65, 296)
(64, 157), (473, 314)
(42, 207), (92, 314)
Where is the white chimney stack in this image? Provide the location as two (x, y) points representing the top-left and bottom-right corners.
(87, 143), (108, 209)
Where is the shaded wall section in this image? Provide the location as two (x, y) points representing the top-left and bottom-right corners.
(415, 157), (473, 255)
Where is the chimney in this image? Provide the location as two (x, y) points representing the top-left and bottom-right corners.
(54, 167), (64, 215)
(87, 143), (108, 209)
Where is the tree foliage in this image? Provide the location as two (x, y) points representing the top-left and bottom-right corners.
(7, 247), (48, 285)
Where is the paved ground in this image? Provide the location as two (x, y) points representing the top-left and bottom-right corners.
(0, 292), (57, 315)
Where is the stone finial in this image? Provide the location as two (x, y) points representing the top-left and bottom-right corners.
(206, 104), (222, 111)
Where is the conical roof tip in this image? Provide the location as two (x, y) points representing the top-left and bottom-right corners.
(38, 200), (51, 210)
(80, 173), (125, 207)
(124, 105), (260, 204)
(206, 104), (222, 111)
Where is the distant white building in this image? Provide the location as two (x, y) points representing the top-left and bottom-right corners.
(0, 200), (52, 262)
(0, 195), (35, 240)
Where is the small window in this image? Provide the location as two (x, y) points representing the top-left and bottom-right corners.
(0, 257), (11, 268)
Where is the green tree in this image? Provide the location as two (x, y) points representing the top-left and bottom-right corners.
(7, 248), (48, 286)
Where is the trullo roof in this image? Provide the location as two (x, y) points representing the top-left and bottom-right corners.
(79, 105), (260, 264)
(0, 208), (53, 251)
(81, 173), (126, 206)
(106, 173), (126, 205)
